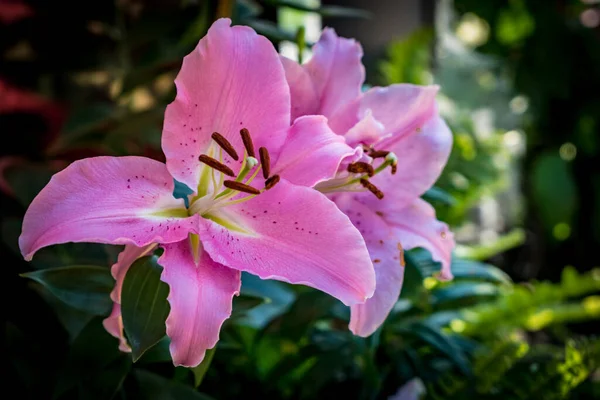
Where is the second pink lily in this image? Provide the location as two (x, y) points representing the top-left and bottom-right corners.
(282, 28), (456, 337)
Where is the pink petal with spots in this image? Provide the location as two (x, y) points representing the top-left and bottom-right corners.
(162, 18), (291, 190)
(360, 84), (439, 145)
(281, 56), (319, 122)
(371, 116), (453, 209)
(335, 194), (404, 337)
(378, 199), (454, 280)
(272, 115), (355, 187)
(199, 180), (375, 306)
(160, 240), (241, 367)
(304, 28), (365, 118)
(19, 156), (198, 260)
(103, 244), (157, 352)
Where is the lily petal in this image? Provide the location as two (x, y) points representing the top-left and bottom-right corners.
(162, 18), (290, 190)
(272, 115), (356, 187)
(103, 244), (157, 352)
(372, 116), (453, 209)
(376, 199), (454, 280)
(281, 56), (319, 122)
(360, 84), (439, 146)
(160, 240), (241, 367)
(19, 156), (197, 260)
(304, 28), (365, 118)
(199, 180), (375, 306)
(335, 194), (404, 337)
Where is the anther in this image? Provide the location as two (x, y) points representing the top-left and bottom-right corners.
(223, 180), (261, 195)
(240, 128), (256, 158)
(265, 174), (280, 190)
(391, 164), (397, 175)
(259, 147), (271, 179)
(198, 154), (235, 177)
(348, 162), (375, 177)
(369, 150), (390, 158)
(211, 132), (239, 161)
(360, 178), (384, 199)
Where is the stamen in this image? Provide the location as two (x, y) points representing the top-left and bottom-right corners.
(360, 178), (384, 199)
(369, 150), (390, 158)
(198, 154), (235, 177)
(348, 162), (374, 177)
(265, 174), (280, 190)
(223, 180), (261, 195)
(259, 147), (271, 179)
(240, 128), (256, 158)
(211, 132), (239, 161)
(386, 152), (398, 175)
(391, 164), (397, 175)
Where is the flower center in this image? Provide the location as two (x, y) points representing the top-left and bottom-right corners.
(188, 128), (280, 216)
(315, 145), (397, 200)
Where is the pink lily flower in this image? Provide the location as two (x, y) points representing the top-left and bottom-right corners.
(281, 29), (455, 336)
(19, 19), (376, 367)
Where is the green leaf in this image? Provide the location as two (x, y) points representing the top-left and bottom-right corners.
(431, 282), (500, 306)
(235, 273), (295, 328)
(133, 370), (216, 400)
(53, 317), (130, 399)
(422, 186), (457, 206)
(21, 265), (113, 315)
(121, 255), (170, 361)
(190, 347), (216, 387)
(450, 259), (512, 284)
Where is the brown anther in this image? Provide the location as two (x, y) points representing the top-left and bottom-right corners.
(240, 128), (255, 158)
(368, 150), (390, 159)
(391, 164), (397, 175)
(360, 178), (384, 199)
(211, 132), (239, 161)
(223, 180), (261, 195)
(347, 162), (375, 177)
(259, 147), (271, 179)
(198, 154), (235, 177)
(265, 174), (280, 190)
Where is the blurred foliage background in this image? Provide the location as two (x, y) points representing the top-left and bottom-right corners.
(2, 0), (599, 399)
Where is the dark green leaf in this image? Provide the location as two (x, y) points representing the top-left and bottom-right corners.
(431, 282), (500, 306)
(235, 273), (295, 328)
(451, 259), (512, 284)
(4, 163), (55, 207)
(54, 317), (129, 399)
(121, 255), (170, 361)
(191, 347), (216, 387)
(133, 370), (216, 400)
(138, 336), (172, 364)
(21, 265), (113, 315)
(422, 186), (457, 206)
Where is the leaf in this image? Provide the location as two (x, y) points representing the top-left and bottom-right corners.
(4, 162), (56, 207)
(133, 369), (216, 400)
(190, 346), (216, 387)
(430, 282), (500, 306)
(21, 265), (114, 315)
(422, 186), (457, 206)
(121, 255), (170, 362)
(53, 317), (130, 399)
(235, 273), (295, 328)
(450, 259), (512, 284)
